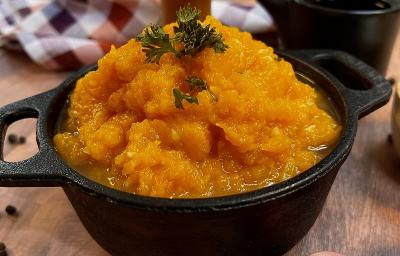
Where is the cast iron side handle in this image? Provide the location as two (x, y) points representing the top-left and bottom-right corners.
(287, 50), (392, 119)
(0, 91), (65, 187)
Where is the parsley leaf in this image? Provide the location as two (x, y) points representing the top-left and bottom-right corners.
(173, 76), (217, 110)
(136, 24), (179, 64)
(176, 4), (201, 24)
(187, 76), (217, 103)
(186, 76), (208, 91)
(173, 88), (199, 109)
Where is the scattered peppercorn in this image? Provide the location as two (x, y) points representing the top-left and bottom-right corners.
(5, 205), (17, 215)
(6, 134), (27, 145)
(0, 242), (6, 256)
(7, 134), (18, 144)
(388, 78), (395, 86)
(388, 134), (393, 144)
(18, 136), (26, 144)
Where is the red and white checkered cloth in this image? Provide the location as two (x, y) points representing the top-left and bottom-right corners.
(0, 0), (274, 70)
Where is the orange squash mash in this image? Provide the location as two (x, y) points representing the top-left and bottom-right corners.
(54, 16), (341, 198)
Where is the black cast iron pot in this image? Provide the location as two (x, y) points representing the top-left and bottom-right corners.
(0, 50), (392, 256)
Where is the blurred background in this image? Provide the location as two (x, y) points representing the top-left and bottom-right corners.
(0, 0), (399, 255)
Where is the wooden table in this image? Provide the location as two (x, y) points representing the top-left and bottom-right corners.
(0, 36), (399, 255)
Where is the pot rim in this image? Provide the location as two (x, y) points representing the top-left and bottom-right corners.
(294, 0), (400, 15)
(49, 52), (355, 212)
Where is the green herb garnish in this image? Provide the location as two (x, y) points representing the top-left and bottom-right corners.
(173, 88), (199, 109)
(174, 5), (229, 57)
(186, 76), (217, 103)
(136, 24), (179, 64)
(187, 76), (207, 91)
(173, 76), (217, 110)
(136, 5), (228, 63)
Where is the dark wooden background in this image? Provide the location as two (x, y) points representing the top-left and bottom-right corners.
(0, 33), (399, 255)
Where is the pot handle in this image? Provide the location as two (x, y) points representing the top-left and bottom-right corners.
(286, 50), (392, 119)
(0, 91), (66, 187)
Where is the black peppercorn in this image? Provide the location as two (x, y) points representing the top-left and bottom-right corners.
(18, 136), (26, 144)
(388, 78), (395, 86)
(5, 205), (17, 215)
(0, 250), (7, 256)
(388, 134), (393, 144)
(7, 134), (18, 144)
(0, 242), (5, 251)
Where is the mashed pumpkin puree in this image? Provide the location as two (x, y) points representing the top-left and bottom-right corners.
(54, 16), (341, 198)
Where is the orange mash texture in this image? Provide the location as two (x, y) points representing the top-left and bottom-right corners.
(53, 17), (341, 198)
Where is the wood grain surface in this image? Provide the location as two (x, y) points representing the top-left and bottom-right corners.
(0, 33), (399, 255)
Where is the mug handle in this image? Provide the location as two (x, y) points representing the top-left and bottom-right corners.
(0, 90), (66, 187)
(285, 50), (392, 119)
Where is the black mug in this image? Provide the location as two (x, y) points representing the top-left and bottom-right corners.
(258, 0), (400, 74)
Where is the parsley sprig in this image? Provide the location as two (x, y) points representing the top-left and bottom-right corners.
(137, 5), (228, 64)
(136, 25), (179, 64)
(173, 76), (217, 110)
(173, 88), (198, 109)
(173, 6), (229, 57)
